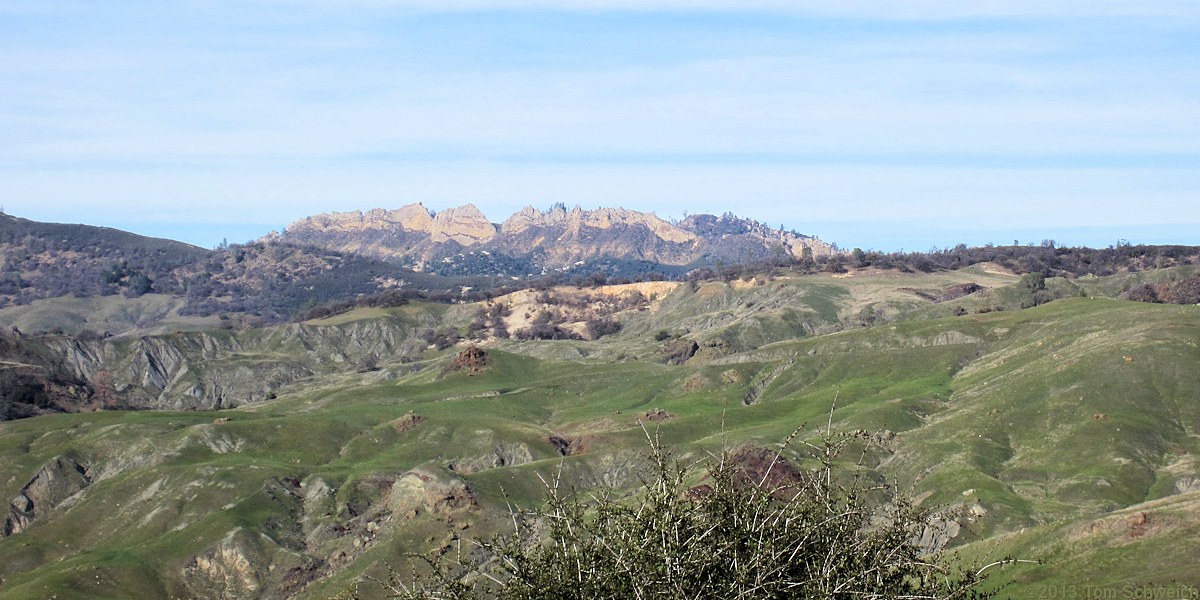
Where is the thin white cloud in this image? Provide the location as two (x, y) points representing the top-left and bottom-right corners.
(6, 48), (1197, 165)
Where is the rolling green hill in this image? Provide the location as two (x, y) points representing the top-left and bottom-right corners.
(0, 269), (1198, 598)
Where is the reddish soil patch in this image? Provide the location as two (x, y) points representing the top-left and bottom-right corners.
(727, 446), (810, 489)
(547, 434), (591, 456)
(391, 412), (426, 433)
(689, 446), (811, 498)
(1128, 511), (1149, 538)
(637, 408), (673, 423)
(942, 282), (984, 300)
(446, 346), (490, 374)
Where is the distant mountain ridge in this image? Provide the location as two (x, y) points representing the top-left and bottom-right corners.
(0, 213), (460, 324)
(276, 203), (838, 276)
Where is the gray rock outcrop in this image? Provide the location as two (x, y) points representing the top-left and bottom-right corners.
(4, 456), (92, 536)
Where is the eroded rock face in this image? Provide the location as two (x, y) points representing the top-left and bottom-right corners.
(914, 512), (963, 554)
(284, 202), (498, 247)
(447, 443), (534, 474)
(36, 314), (415, 412)
(388, 469), (477, 519)
(1175, 477), (1200, 494)
(500, 205), (696, 244)
(183, 529), (265, 600)
(130, 336), (186, 390)
(493, 205), (700, 266)
(4, 456), (92, 536)
(429, 204), (497, 245)
(385, 204), (437, 232)
(499, 204), (560, 235)
(284, 204), (436, 235)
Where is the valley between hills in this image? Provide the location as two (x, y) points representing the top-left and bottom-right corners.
(1, 209), (1199, 599)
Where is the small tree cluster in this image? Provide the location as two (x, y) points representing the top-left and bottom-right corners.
(1016, 272), (1049, 308)
(1122, 274), (1200, 305)
(467, 303), (515, 340)
(514, 310), (583, 341)
(584, 318), (622, 339)
(513, 324), (581, 341)
(524, 289), (648, 334)
(418, 327), (462, 350)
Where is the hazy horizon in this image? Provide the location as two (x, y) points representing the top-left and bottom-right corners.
(5, 203), (1188, 255)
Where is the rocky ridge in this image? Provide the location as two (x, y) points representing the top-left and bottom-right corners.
(279, 203), (837, 276)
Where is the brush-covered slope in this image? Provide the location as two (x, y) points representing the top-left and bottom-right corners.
(0, 213), (208, 306)
(0, 214), (506, 331)
(1, 272), (1198, 599)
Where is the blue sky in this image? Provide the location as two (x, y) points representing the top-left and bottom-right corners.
(1, 1), (1197, 251)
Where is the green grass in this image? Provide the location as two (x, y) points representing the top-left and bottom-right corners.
(0, 294), (224, 337)
(2, 270), (1199, 598)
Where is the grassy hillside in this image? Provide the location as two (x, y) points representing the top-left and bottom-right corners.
(0, 294), (224, 337)
(1, 270), (1198, 598)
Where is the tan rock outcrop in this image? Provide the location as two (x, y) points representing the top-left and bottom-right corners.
(387, 204), (436, 232)
(277, 203), (839, 270)
(284, 203), (435, 235)
(499, 205), (553, 235)
(585, 207), (695, 243)
(501, 205), (696, 244)
(183, 529), (265, 599)
(429, 204), (496, 245)
(388, 469), (477, 518)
